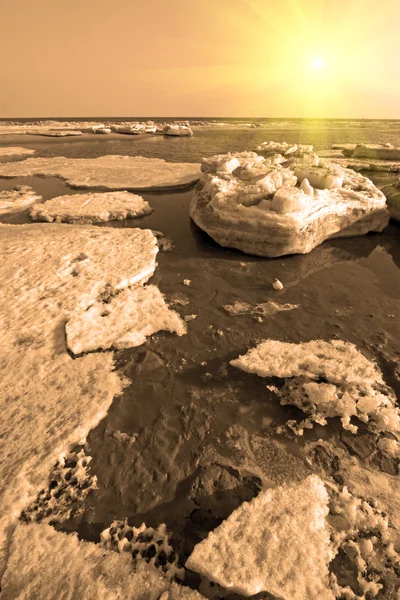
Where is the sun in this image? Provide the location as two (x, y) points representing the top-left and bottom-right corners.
(312, 57), (325, 70)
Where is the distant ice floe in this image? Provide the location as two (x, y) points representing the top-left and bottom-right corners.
(190, 146), (389, 257)
(223, 299), (297, 316)
(30, 191), (153, 223)
(186, 475), (335, 599)
(0, 185), (41, 215)
(163, 124), (194, 137)
(231, 339), (400, 435)
(0, 224), (187, 578)
(0, 155), (201, 191)
(0, 146), (35, 156)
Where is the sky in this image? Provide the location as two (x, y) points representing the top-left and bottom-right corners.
(1, 0), (399, 118)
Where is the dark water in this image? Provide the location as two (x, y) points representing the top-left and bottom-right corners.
(1, 125), (400, 598)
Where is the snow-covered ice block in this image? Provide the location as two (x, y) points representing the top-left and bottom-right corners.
(231, 339), (400, 434)
(30, 191), (153, 223)
(190, 151), (389, 257)
(0, 146), (35, 157)
(352, 144), (400, 161)
(0, 155), (201, 191)
(2, 523), (169, 600)
(66, 284), (187, 354)
(186, 475), (334, 599)
(0, 185), (41, 215)
(0, 224), (158, 574)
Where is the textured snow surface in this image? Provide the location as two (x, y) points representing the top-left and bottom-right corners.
(231, 339), (399, 434)
(0, 224), (158, 574)
(67, 284), (187, 354)
(101, 521), (185, 582)
(0, 185), (41, 215)
(2, 523), (170, 600)
(0, 155), (201, 190)
(186, 475), (334, 599)
(161, 583), (207, 599)
(30, 191), (153, 223)
(190, 150), (389, 257)
(0, 146), (35, 156)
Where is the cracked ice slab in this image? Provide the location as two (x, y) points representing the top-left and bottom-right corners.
(30, 191), (153, 223)
(67, 284), (187, 354)
(0, 147), (35, 157)
(0, 185), (41, 215)
(231, 339), (400, 434)
(0, 223), (158, 575)
(0, 155), (201, 191)
(2, 523), (170, 600)
(186, 475), (334, 599)
(381, 178), (400, 221)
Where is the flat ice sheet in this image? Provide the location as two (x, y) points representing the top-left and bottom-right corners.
(0, 224), (158, 575)
(30, 191), (153, 223)
(0, 155), (201, 191)
(0, 147), (35, 157)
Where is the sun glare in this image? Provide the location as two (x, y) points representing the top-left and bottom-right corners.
(312, 57), (325, 70)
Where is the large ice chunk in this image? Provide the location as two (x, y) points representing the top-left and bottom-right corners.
(186, 475), (334, 599)
(381, 178), (400, 221)
(190, 150), (389, 257)
(66, 284), (187, 354)
(30, 191), (153, 223)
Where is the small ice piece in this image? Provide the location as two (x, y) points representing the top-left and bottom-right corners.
(66, 285), (187, 354)
(183, 279), (191, 286)
(163, 124), (193, 137)
(0, 185), (41, 215)
(272, 278), (284, 290)
(186, 475), (334, 599)
(271, 186), (308, 213)
(300, 178), (314, 195)
(30, 191), (153, 223)
(294, 166), (343, 190)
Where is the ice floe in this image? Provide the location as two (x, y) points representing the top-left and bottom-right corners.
(33, 129), (83, 137)
(231, 339), (400, 435)
(186, 475), (334, 599)
(190, 150), (389, 257)
(1, 523), (170, 600)
(381, 178), (400, 221)
(164, 124), (193, 137)
(0, 155), (201, 191)
(66, 284), (187, 354)
(350, 144), (400, 161)
(0, 146), (35, 156)
(30, 191), (153, 223)
(0, 185), (41, 215)
(0, 224), (159, 573)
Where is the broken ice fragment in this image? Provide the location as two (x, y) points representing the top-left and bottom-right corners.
(186, 475), (334, 599)
(66, 284), (187, 354)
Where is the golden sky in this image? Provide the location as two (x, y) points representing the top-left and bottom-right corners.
(1, 0), (399, 118)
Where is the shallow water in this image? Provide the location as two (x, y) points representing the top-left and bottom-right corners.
(1, 127), (400, 598)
